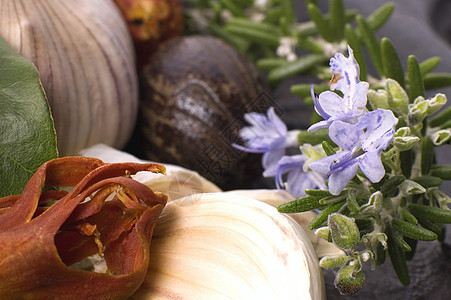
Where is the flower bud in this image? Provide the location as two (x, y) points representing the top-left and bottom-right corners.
(319, 255), (352, 270)
(393, 127), (420, 151)
(334, 264), (365, 295)
(393, 136), (420, 151)
(360, 191), (383, 215)
(386, 79), (409, 115)
(315, 226), (330, 240)
(427, 93), (447, 115)
(328, 213), (360, 250)
(407, 102), (428, 126)
(367, 89), (389, 110)
(400, 180), (426, 195)
(431, 129), (451, 145)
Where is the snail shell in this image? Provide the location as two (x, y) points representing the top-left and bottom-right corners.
(139, 36), (272, 189)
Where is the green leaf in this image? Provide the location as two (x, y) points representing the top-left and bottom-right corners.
(298, 128), (332, 145)
(411, 176), (442, 189)
(430, 165), (451, 180)
(256, 57), (289, 71)
(429, 106), (451, 127)
(400, 149), (414, 178)
(277, 195), (323, 213)
(328, 213), (360, 250)
(421, 135), (434, 175)
(307, 3), (334, 42)
(391, 218), (437, 241)
(379, 175), (406, 195)
(329, 0), (345, 40)
(220, 0), (246, 17)
(386, 227), (410, 285)
(381, 37), (405, 87)
(226, 18), (280, 36)
(308, 201), (345, 230)
(408, 203), (451, 223)
(322, 140), (337, 156)
(423, 72), (451, 90)
(366, 2), (395, 31)
(356, 15), (384, 77)
(0, 37), (58, 197)
(267, 54), (326, 83)
(420, 57), (441, 76)
(224, 24), (280, 46)
(407, 55), (425, 101)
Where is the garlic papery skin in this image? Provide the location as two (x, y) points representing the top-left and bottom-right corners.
(0, 0), (138, 155)
(80, 144), (222, 200)
(133, 193), (326, 300)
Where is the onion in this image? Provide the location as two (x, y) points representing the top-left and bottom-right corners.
(0, 0), (138, 155)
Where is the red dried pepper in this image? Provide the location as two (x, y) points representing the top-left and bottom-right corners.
(0, 157), (167, 299)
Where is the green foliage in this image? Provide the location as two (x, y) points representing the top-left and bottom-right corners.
(0, 37), (58, 197)
(185, 0), (451, 295)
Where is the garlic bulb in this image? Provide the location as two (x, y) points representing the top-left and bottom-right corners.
(133, 193), (326, 299)
(0, 0), (138, 155)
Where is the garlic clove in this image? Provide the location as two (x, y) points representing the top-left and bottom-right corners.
(133, 193), (326, 300)
(224, 189), (344, 258)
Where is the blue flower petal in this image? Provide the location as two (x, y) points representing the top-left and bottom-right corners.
(329, 121), (360, 151)
(330, 46), (361, 97)
(308, 152), (349, 175)
(329, 161), (358, 195)
(262, 148), (285, 171)
(358, 109), (398, 152)
(358, 150), (385, 183)
(318, 91), (349, 116)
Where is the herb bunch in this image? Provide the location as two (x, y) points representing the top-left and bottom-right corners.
(186, 0), (451, 295)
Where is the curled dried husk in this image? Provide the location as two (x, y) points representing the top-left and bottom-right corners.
(133, 193), (326, 299)
(0, 0), (138, 155)
(0, 157), (167, 299)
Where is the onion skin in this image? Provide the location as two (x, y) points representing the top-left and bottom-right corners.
(0, 0), (138, 155)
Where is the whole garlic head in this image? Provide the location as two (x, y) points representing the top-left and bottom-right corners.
(0, 0), (138, 155)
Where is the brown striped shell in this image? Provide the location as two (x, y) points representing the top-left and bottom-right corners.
(139, 36), (272, 189)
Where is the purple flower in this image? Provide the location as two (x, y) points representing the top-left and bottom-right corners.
(263, 154), (327, 198)
(309, 46), (369, 132)
(309, 109), (398, 195)
(233, 107), (299, 171)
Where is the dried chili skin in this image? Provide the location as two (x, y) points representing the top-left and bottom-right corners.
(0, 157), (168, 299)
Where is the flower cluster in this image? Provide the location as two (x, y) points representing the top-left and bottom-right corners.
(234, 46), (398, 197)
(233, 107), (326, 198)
